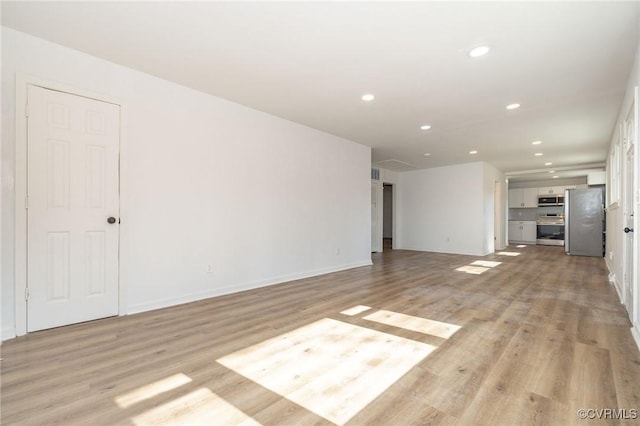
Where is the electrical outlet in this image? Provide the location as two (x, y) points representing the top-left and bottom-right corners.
(206, 264), (213, 273)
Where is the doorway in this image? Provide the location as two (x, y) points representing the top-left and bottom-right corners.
(383, 184), (393, 250)
(25, 84), (121, 332)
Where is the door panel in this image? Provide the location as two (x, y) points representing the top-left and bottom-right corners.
(27, 85), (120, 332)
(624, 101), (635, 323)
(623, 140), (635, 321)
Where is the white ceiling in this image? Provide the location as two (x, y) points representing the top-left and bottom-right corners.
(3, 1), (639, 182)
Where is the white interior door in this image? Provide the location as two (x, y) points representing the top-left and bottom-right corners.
(623, 99), (636, 324)
(27, 85), (120, 332)
(624, 147), (634, 318)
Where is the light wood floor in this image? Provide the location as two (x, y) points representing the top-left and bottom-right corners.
(2, 245), (640, 425)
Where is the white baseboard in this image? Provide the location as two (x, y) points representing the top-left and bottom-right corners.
(2, 326), (17, 342)
(604, 257), (624, 303)
(632, 326), (640, 352)
(126, 260), (373, 315)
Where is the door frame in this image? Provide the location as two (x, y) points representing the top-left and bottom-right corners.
(371, 180), (383, 253)
(382, 182), (395, 250)
(14, 74), (127, 336)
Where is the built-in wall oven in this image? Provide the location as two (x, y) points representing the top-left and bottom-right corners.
(537, 214), (565, 246)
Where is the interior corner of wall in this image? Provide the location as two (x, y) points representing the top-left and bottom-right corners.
(2, 326), (17, 342)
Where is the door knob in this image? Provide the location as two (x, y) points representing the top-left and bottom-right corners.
(107, 217), (117, 224)
(624, 227), (633, 233)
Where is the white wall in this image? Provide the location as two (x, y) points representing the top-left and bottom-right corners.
(395, 162), (504, 256)
(1, 28), (372, 339)
(379, 167), (399, 185)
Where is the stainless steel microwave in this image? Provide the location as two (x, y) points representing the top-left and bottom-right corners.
(538, 195), (564, 206)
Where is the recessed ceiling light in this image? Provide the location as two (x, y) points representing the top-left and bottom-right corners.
(361, 94), (375, 101)
(423, 153), (431, 156)
(532, 140), (542, 145)
(469, 150), (478, 154)
(469, 45), (490, 58)
(553, 176), (559, 179)
(534, 153), (543, 156)
(549, 170), (556, 173)
(545, 162), (552, 166)
(506, 103), (520, 110)
(420, 124), (431, 130)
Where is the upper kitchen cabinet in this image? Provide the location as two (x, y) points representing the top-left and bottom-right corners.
(508, 188), (538, 208)
(538, 186), (565, 195)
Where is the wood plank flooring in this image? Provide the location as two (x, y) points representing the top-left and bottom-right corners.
(2, 245), (640, 425)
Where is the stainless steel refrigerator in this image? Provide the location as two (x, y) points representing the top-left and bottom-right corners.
(564, 188), (604, 257)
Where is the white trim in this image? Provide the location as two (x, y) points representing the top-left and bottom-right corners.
(118, 104), (129, 315)
(605, 257), (624, 303)
(127, 260), (373, 315)
(13, 74), (125, 336)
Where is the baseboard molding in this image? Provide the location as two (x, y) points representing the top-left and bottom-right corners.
(396, 245), (486, 257)
(632, 326), (640, 352)
(127, 260), (373, 315)
(604, 257), (624, 303)
(2, 326), (17, 342)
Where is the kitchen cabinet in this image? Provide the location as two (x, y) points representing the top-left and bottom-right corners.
(508, 221), (537, 243)
(538, 186), (565, 195)
(508, 188), (538, 208)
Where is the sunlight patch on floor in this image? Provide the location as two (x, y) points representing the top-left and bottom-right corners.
(340, 305), (371, 316)
(497, 251), (521, 256)
(470, 260), (502, 268)
(456, 265), (490, 274)
(115, 373), (192, 408)
(131, 387), (260, 426)
(363, 309), (461, 339)
(217, 318), (435, 426)
(516, 245), (527, 248)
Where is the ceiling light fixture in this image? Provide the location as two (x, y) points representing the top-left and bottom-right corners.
(532, 140), (542, 145)
(506, 103), (520, 110)
(420, 124), (431, 130)
(534, 153), (543, 156)
(423, 153), (431, 156)
(549, 170), (556, 173)
(553, 176), (559, 179)
(469, 150), (478, 154)
(545, 162), (552, 166)
(469, 45), (490, 58)
(361, 94), (375, 101)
